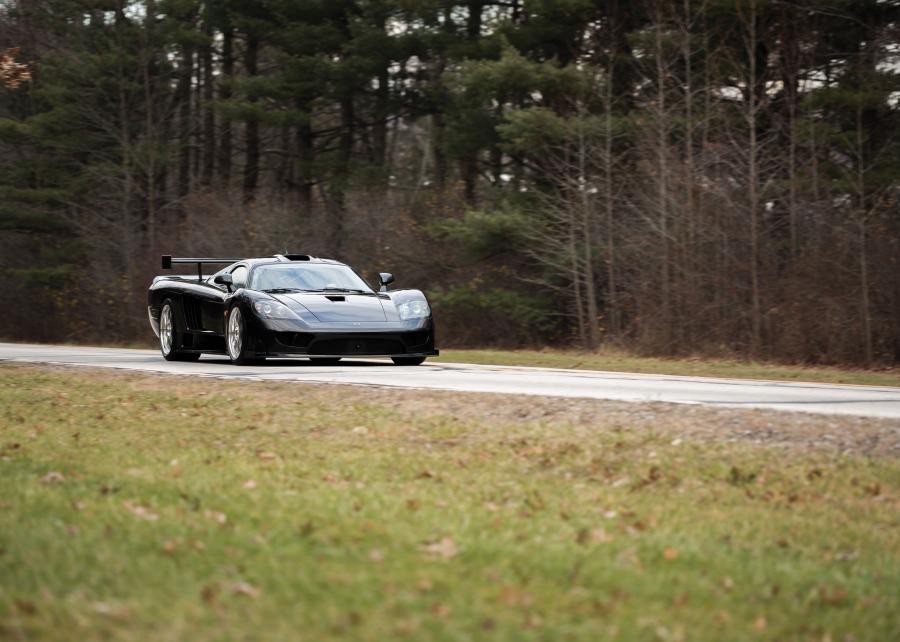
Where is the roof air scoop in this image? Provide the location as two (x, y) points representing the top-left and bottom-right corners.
(274, 253), (311, 262)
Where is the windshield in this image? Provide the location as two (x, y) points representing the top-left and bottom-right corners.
(250, 263), (374, 293)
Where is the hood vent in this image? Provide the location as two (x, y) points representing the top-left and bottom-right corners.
(325, 295), (345, 302)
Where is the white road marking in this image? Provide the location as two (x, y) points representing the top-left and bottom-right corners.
(2, 343), (900, 419)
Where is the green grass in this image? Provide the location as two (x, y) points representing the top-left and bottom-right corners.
(1, 366), (899, 641)
(435, 349), (900, 388)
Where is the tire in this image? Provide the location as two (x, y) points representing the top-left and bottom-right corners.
(226, 306), (263, 365)
(392, 356), (426, 366)
(159, 299), (201, 362)
(310, 357), (341, 366)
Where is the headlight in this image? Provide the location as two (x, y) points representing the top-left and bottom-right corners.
(253, 300), (300, 320)
(397, 299), (430, 320)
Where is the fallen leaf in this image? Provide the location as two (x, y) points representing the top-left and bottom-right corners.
(417, 470), (435, 480)
(501, 588), (533, 607)
(484, 502), (500, 512)
(754, 616), (767, 631)
(431, 603), (451, 618)
(243, 479), (257, 490)
(123, 501), (159, 521)
(421, 537), (458, 559)
(369, 548), (384, 563)
(663, 547), (679, 561)
(819, 586), (847, 606)
(201, 583), (218, 603)
(591, 528), (613, 543)
(226, 581), (260, 599)
(258, 451), (278, 461)
(41, 471), (65, 484)
(351, 426), (369, 435)
(14, 599), (36, 615)
(204, 510), (227, 525)
(162, 540), (178, 555)
(92, 602), (131, 620)
(721, 577), (734, 591)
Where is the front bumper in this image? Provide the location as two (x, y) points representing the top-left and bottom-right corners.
(258, 330), (438, 358)
(244, 315), (438, 358)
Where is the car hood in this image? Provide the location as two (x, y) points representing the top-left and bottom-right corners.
(275, 293), (388, 323)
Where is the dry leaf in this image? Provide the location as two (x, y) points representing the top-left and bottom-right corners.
(257, 451), (278, 461)
(243, 479), (257, 490)
(421, 537), (458, 559)
(369, 548), (384, 563)
(591, 528), (613, 543)
(92, 602), (131, 620)
(754, 616), (767, 631)
(431, 603), (451, 618)
(663, 547), (679, 561)
(41, 471), (65, 484)
(123, 501), (159, 521)
(227, 581), (260, 599)
(204, 510), (227, 525)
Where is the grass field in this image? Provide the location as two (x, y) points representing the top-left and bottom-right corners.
(435, 349), (900, 388)
(1, 365), (899, 641)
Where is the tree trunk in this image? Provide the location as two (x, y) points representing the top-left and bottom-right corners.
(296, 115), (313, 209)
(218, 26), (234, 185)
(242, 35), (260, 203)
(177, 43), (193, 200)
(200, 23), (215, 187)
(746, 1), (762, 357)
(654, 4), (671, 348)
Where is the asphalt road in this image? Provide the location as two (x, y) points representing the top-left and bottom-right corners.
(2, 342), (900, 419)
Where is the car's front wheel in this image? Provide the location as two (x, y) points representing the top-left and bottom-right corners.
(226, 306), (263, 365)
(392, 356), (426, 366)
(159, 300), (200, 362)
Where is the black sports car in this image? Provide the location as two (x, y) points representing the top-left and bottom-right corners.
(147, 254), (438, 365)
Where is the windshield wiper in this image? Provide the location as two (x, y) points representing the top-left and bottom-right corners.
(262, 288), (310, 293)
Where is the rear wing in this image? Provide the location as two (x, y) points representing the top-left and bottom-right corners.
(161, 255), (241, 279)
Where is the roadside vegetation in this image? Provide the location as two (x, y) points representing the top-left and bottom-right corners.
(4, 2), (900, 368)
(2, 365), (898, 641)
(435, 350), (900, 388)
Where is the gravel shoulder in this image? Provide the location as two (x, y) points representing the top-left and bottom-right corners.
(8, 363), (900, 458)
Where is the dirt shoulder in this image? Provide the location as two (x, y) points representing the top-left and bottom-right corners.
(7, 362), (899, 458)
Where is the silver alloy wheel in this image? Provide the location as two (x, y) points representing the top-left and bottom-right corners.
(160, 304), (174, 356)
(227, 307), (243, 360)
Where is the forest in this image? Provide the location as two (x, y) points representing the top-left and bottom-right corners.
(1, 0), (898, 364)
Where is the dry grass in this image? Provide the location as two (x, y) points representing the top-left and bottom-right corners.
(1, 364), (899, 641)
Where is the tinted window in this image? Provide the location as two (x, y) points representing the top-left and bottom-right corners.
(231, 266), (249, 288)
(250, 264), (373, 293)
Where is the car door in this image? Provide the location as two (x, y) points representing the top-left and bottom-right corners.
(202, 264), (248, 336)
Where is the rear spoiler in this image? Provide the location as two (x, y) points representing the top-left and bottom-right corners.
(161, 255), (241, 279)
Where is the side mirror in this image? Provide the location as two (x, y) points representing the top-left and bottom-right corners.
(378, 272), (395, 292)
(214, 274), (233, 292)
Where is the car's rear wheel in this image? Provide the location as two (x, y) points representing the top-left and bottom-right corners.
(159, 300), (200, 362)
(226, 306), (263, 365)
(310, 357), (341, 366)
(392, 356), (426, 366)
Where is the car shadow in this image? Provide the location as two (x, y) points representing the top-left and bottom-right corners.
(201, 357), (396, 368)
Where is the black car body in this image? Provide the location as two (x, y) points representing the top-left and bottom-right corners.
(147, 254), (438, 365)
